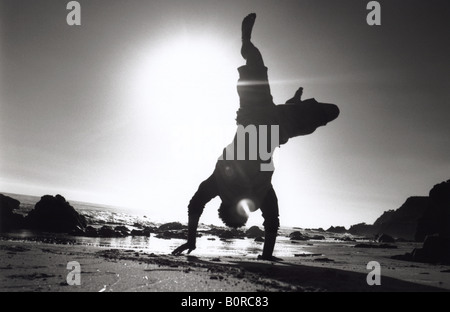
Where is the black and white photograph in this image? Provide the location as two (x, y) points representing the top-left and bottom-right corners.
(1, 0), (449, 297)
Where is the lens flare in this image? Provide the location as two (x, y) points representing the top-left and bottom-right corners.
(236, 198), (256, 218)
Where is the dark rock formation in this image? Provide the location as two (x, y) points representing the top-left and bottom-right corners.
(114, 225), (130, 236)
(289, 231), (309, 241)
(374, 196), (428, 241)
(254, 236), (265, 242)
(354, 243), (397, 249)
(85, 226), (98, 237)
(158, 222), (185, 231)
(326, 226), (347, 234)
(348, 223), (377, 237)
(0, 194), (24, 231)
(245, 226), (264, 238)
(348, 196), (430, 241)
(376, 233), (395, 243)
(392, 235), (450, 264)
(219, 229), (244, 239)
(131, 227), (152, 237)
(415, 180), (450, 241)
(69, 225), (85, 236)
(155, 230), (186, 239)
(98, 225), (123, 237)
(25, 195), (87, 233)
(335, 236), (356, 242)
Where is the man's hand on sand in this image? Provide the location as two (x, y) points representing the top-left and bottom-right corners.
(172, 242), (196, 256)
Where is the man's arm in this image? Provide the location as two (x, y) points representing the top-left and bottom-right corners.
(172, 214), (200, 255)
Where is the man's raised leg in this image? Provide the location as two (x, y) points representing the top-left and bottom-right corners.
(241, 13), (265, 68)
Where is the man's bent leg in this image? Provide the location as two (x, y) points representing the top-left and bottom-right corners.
(238, 14), (274, 109)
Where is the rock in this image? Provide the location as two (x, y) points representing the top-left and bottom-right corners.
(202, 225), (245, 238)
(0, 194), (24, 231)
(348, 223), (378, 236)
(143, 227), (153, 235)
(25, 194), (87, 233)
(376, 233), (395, 243)
(289, 231), (309, 241)
(254, 236), (265, 242)
(0, 194), (20, 214)
(155, 230), (186, 239)
(131, 229), (143, 236)
(314, 258), (334, 262)
(69, 225), (85, 236)
(354, 243), (397, 249)
(158, 222), (185, 231)
(346, 180), (450, 242)
(326, 226), (347, 234)
(114, 225), (130, 235)
(375, 196), (429, 241)
(130, 228), (152, 237)
(310, 235), (326, 240)
(411, 235), (450, 264)
(415, 180), (450, 241)
(338, 236), (356, 242)
(246, 226), (264, 238)
(295, 253), (322, 257)
(98, 225), (123, 237)
(348, 197), (430, 240)
(85, 226), (98, 237)
(219, 230), (238, 239)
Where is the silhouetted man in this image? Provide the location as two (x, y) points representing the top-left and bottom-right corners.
(173, 13), (339, 260)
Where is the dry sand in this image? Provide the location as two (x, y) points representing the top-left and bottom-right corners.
(1, 240), (449, 292)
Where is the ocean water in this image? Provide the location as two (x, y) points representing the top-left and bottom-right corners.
(2, 193), (358, 258)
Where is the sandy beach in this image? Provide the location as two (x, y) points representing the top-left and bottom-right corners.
(1, 238), (449, 293)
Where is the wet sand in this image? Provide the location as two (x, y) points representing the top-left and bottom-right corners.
(1, 239), (449, 292)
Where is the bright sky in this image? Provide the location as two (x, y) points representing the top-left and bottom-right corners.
(1, 0), (449, 228)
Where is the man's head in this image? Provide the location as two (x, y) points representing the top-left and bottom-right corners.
(218, 200), (252, 228)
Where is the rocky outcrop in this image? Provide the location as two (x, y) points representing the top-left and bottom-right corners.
(158, 222), (185, 231)
(393, 235), (450, 264)
(376, 233), (395, 243)
(219, 229), (245, 239)
(25, 195), (87, 233)
(289, 231), (309, 241)
(326, 226), (347, 234)
(131, 227), (153, 237)
(348, 223), (378, 237)
(245, 226), (264, 238)
(374, 196), (428, 241)
(289, 231), (325, 241)
(355, 243), (397, 249)
(348, 196), (430, 241)
(415, 180), (450, 241)
(0, 194), (24, 231)
(98, 225), (123, 237)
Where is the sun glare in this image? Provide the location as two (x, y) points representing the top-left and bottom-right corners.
(126, 35), (240, 157)
(131, 35), (238, 115)
(116, 34), (242, 214)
